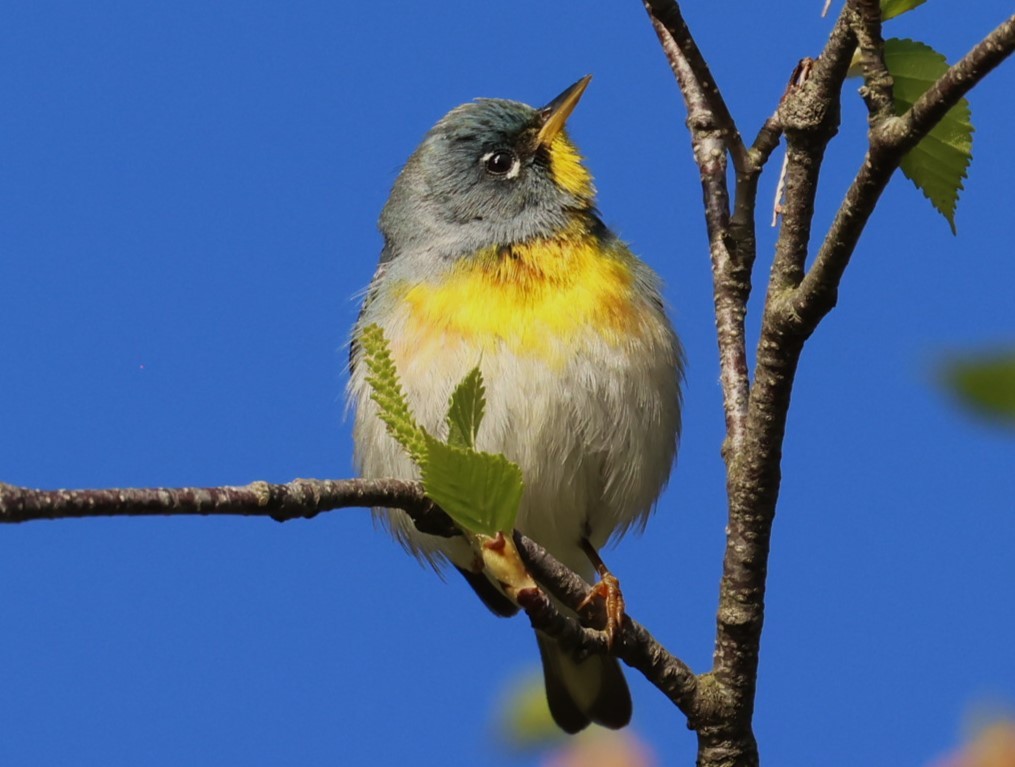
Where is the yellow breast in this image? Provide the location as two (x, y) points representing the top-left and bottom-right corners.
(393, 226), (648, 366)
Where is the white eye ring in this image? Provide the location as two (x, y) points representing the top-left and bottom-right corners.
(481, 150), (521, 179)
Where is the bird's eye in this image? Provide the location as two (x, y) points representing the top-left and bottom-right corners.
(482, 150), (518, 177)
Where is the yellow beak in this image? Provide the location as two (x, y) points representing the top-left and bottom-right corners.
(536, 75), (592, 147)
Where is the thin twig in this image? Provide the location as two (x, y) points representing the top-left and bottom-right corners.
(750, 112), (784, 167)
(642, 0), (753, 457)
(0, 478), (449, 529)
(642, 0), (748, 172)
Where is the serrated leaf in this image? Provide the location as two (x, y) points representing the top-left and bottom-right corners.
(421, 435), (523, 536)
(885, 38), (973, 233)
(939, 353), (1015, 429)
(446, 367), (486, 449)
(880, 0), (926, 21)
(358, 324), (428, 462)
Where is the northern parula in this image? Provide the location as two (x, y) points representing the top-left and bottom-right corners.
(348, 76), (683, 733)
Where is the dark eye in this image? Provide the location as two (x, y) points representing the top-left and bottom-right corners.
(483, 149), (517, 176)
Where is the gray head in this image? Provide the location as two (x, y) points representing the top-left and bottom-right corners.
(379, 76), (597, 267)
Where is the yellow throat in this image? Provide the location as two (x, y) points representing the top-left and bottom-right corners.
(396, 218), (646, 365)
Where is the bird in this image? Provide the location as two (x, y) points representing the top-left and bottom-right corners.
(348, 75), (683, 733)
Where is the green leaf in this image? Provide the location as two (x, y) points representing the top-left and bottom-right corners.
(359, 325), (524, 535)
(940, 353), (1015, 428)
(880, 0), (926, 21)
(421, 435), (523, 536)
(496, 672), (564, 750)
(446, 366), (486, 449)
(884, 38), (973, 233)
(358, 324), (428, 462)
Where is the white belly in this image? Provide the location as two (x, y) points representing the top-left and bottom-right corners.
(349, 311), (682, 579)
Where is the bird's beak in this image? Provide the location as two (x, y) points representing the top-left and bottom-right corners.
(535, 75), (592, 147)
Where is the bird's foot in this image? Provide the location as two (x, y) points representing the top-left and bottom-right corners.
(577, 570), (625, 649)
(577, 537), (626, 649)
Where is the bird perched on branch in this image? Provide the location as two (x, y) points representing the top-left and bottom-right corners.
(349, 76), (683, 733)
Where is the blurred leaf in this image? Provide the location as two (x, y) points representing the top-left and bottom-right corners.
(885, 38), (973, 233)
(421, 435), (523, 536)
(881, 0), (927, 21)
(496, 673), (564, 751)
(447, 366), (486, 449)
(496, 675), (658, 766)
(939, 353), (1015, 428)
(359, 324), (428, 462)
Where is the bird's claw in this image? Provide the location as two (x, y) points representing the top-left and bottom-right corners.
(577, 572), (625, 649)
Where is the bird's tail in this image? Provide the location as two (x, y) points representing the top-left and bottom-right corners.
(536, 631), (632, 733)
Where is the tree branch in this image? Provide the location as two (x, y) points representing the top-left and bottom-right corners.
(641, 0), (748, 172)
(642, 0), (753, 457)
(901, 13), (1015, 148)
(639, 4), (871, 764)
(0, 478), (457, 535)
(691, 6), (866, 765)
(686, 8), (1015, 767)
(768, 10), (856, 295)
(852, 0), (894, 123)
(793, 11), (1015, 328)
(0, 478), (702, 723)
(514, 532), (701, 720)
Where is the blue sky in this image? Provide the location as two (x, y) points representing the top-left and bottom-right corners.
(2, 2), (1013, 765)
